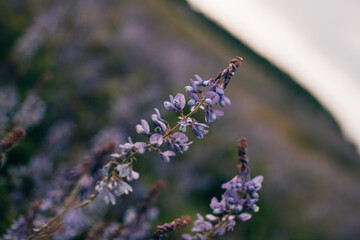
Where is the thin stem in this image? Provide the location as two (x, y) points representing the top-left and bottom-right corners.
(26, 209), (66, 240)
(27, 98), (205, 240)
(75, 191), (99, 208)
(163, 97), (205, 139)
(26, 192), (99, 240)
(203, 209), (236, 238)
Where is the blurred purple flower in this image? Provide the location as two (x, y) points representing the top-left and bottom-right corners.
(136, 119), (150, 135)
(159, 150), (176, 163)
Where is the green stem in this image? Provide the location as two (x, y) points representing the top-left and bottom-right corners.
(203, 209), (235, 238)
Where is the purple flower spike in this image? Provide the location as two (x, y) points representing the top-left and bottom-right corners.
(159, 150), (176, 163)
(150, 134), (163, 147)
(136, 119), (150, 135)
(164, 93), (186, 111)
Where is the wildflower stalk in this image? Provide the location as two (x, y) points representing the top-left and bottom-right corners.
(182, 138), (263, 240)
(24, 57), (243, 240)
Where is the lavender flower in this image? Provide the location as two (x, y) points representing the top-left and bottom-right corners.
(22, 57), (244, 240)
(117, 164), (140, 181)
(164, 93), (186, 112)
(159, 150), (176, 163)
(167, 132), (193, 153)
(179, 118), (209, 139)
(136, 119), (150, 136)
(183, 138), (263, 239)
(94, 57), (243, 206)
(117, 137), (148, 156)
(95, 177), (133, 205)
(150, 134), (164, 147)
(152, 108), (168, 133)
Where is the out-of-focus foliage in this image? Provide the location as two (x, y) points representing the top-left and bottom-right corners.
(0, 0), (360, 239)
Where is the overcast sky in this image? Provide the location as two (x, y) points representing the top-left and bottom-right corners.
(187, 0), (360, 154)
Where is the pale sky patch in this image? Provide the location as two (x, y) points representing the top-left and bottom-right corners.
(187, 0), (360, 154)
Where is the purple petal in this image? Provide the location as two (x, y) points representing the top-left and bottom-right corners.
(213, 109), (224, 117)
(205, 91), (219, 104)
(182, 234), (193, 240)
(173, 132), (188, 142)
(196, 213), (204, 221)
(189, 92), (201, 102)
(210, 197), (222, 210)
(190, 79), (198, 92)
(216, 86), (224, 95)
(238, 213), (252, 222)
(154, 108), (163, 120)
(205, 214), (218, 222)
(205, 109), (217, 124)
(134, 142), (147, 149)
(219, 95), (231, 107)
(150, 134), (163, 147)
(222, 95), (231, 105)
(164, 101), (177, 111)
(141, 119), (150, 134)
(194, 74), (203, 83)
(134, 142), (148, 154)
(175, 93), (186, 110)
(159, 150), (176, 162)
(252, 175), (264, 185)
(205, 91), (217, 98)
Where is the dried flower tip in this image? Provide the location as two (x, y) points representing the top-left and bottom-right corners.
(0, 128), (26, 153)
(151, 216), (191, 239)
(0, 128), (26, 165)
(237, 137), (248, 157)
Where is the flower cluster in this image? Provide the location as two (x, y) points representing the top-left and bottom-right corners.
(16, 57), (247, 240)
(94, 57), (244, 205)
(95, 163), (139, 205)
(182, 138), (263, 239)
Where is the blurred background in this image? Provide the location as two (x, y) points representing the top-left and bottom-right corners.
(0, 0), (359, 239)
